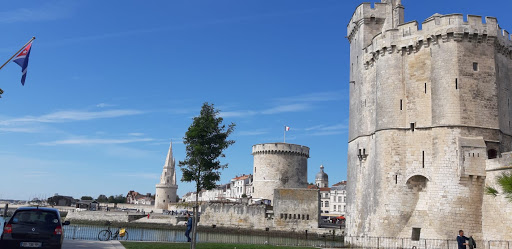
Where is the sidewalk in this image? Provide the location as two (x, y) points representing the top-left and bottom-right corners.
(63, 240), (125, 249)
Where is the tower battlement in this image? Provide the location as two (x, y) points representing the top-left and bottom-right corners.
(252, 143), (309, 158)
(347, 2), (388, 41)
(360, 13), (511, 68)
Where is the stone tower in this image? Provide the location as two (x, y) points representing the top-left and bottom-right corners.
(155, 142), (178, 209)
(315, 165), (329, 188)
(252, 143), (309, 202)
(346, 0), (512, 241)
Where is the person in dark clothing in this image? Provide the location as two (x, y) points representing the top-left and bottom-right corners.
(457, 230), (469, 249)
(185, 213), (193, 242)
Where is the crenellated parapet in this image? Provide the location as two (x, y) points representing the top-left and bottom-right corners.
(252, 143), (309, 158)
(347, 2), (388, 43)
(361, 14), (512, 68)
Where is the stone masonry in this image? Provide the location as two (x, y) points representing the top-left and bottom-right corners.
(346, 0), (512, 241)
(252, 143), (309, 201)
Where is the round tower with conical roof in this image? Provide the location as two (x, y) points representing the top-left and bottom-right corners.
(155, 142), (178, 209)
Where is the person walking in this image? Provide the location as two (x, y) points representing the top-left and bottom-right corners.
(185, 213), (193, 242)
(457, 230), (469, 249)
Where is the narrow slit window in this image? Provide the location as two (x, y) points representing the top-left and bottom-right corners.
(422, 151), (425, 168)
(400, 99), (403, 110)
(473, 62), (478, 71)
(425, 83), (427, 94)
(395, 175), (398, 184)
(363, 149), (366, 155)
(410, 123), (415, 132)
(455, 78), (458, 89)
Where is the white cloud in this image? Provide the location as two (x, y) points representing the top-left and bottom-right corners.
(0, 127), (40, 133)
(0, 1), (76, 23)
(96, 103), (116, 108)
(220, 104), (310, 118)
(220, 111), (257, 118)
(38, 137), (154, 146)
(305, 123), (349, 136)
(117, 173), (160, 180)
(0, 109), (144, 126)
(237, 130), (269, 136)
(261, 103), (311, 115)
(275, 92), (344, 103)
(128, 133), (145, 136)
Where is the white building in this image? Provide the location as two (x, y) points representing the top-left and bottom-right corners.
(181, 173), (253, 203)
(329, 181), (347, 216)
(230, 174), (253, 198)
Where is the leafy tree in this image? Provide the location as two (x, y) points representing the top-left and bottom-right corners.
(81, 196), (93, 200)
(486, 172), (512, 201)
(179, 102), (235, 249)
(97, 195), (108, 203)
(114, 194), (127, 204)
(108, 195), (115, 203)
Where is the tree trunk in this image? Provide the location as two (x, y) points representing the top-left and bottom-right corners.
(191, 192), (199, 249)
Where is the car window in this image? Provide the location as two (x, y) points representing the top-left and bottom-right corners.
(11, 210), (58, 225)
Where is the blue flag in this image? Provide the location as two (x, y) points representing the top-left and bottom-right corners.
(13, 42), (33, 86)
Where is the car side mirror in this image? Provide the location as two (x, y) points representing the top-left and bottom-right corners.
(63, 221), (70, 225)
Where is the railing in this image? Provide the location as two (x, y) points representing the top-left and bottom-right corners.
(344, 236), (512, 249)
(63, 224), (345, 247)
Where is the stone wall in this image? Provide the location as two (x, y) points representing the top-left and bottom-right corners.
(252, 143), (309, 201)
(273, 189), (320, 232)
(66, 211), (145, 223)
(482, 152), (512, 241)
(199, 203), (270, 230)
(200, 189), (324, 233)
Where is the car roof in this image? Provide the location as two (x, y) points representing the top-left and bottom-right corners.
(16, 207), (60, 213)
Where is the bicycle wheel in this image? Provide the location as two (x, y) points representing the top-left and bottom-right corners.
(98, 230), (112, 241)
(117, 231), (129, 241)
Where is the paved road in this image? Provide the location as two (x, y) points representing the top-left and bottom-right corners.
(63, 240), (125, 249)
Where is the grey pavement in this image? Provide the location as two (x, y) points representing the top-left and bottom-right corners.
(63, 240), (125, 249)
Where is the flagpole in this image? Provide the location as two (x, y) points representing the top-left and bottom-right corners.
(0, 37), (36, 71)
(284, 126), (286, 143)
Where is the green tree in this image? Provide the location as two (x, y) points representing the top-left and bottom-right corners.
(108, 195), (115, 203)
(81, 196), (93, 200)
(486, 172), (512, 201)
(179, 102), (235, 249)
(97, 195), (108, 203)
(114, 194), (127, 204)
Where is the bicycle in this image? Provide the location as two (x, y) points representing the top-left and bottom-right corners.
(98, 222), (129, 241)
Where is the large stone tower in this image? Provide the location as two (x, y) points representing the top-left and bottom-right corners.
(346, 0), (512, 240)
(315, 165), (329, 188)
(252, 143), (309, 202)
(155, 142), (178, 209)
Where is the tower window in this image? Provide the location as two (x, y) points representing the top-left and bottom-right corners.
(400, 99), (403, 110)
(395, 175), (398, 184)
(473, 62), (478, 71)
(424, 83), (427, 94)
(410, 123), (415, 132)
(422, 151), (425, 168)
(412, 228), (421, 241)
(455, 78), (458, 89)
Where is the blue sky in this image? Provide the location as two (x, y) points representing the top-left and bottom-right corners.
(0, 0), (511, 200)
